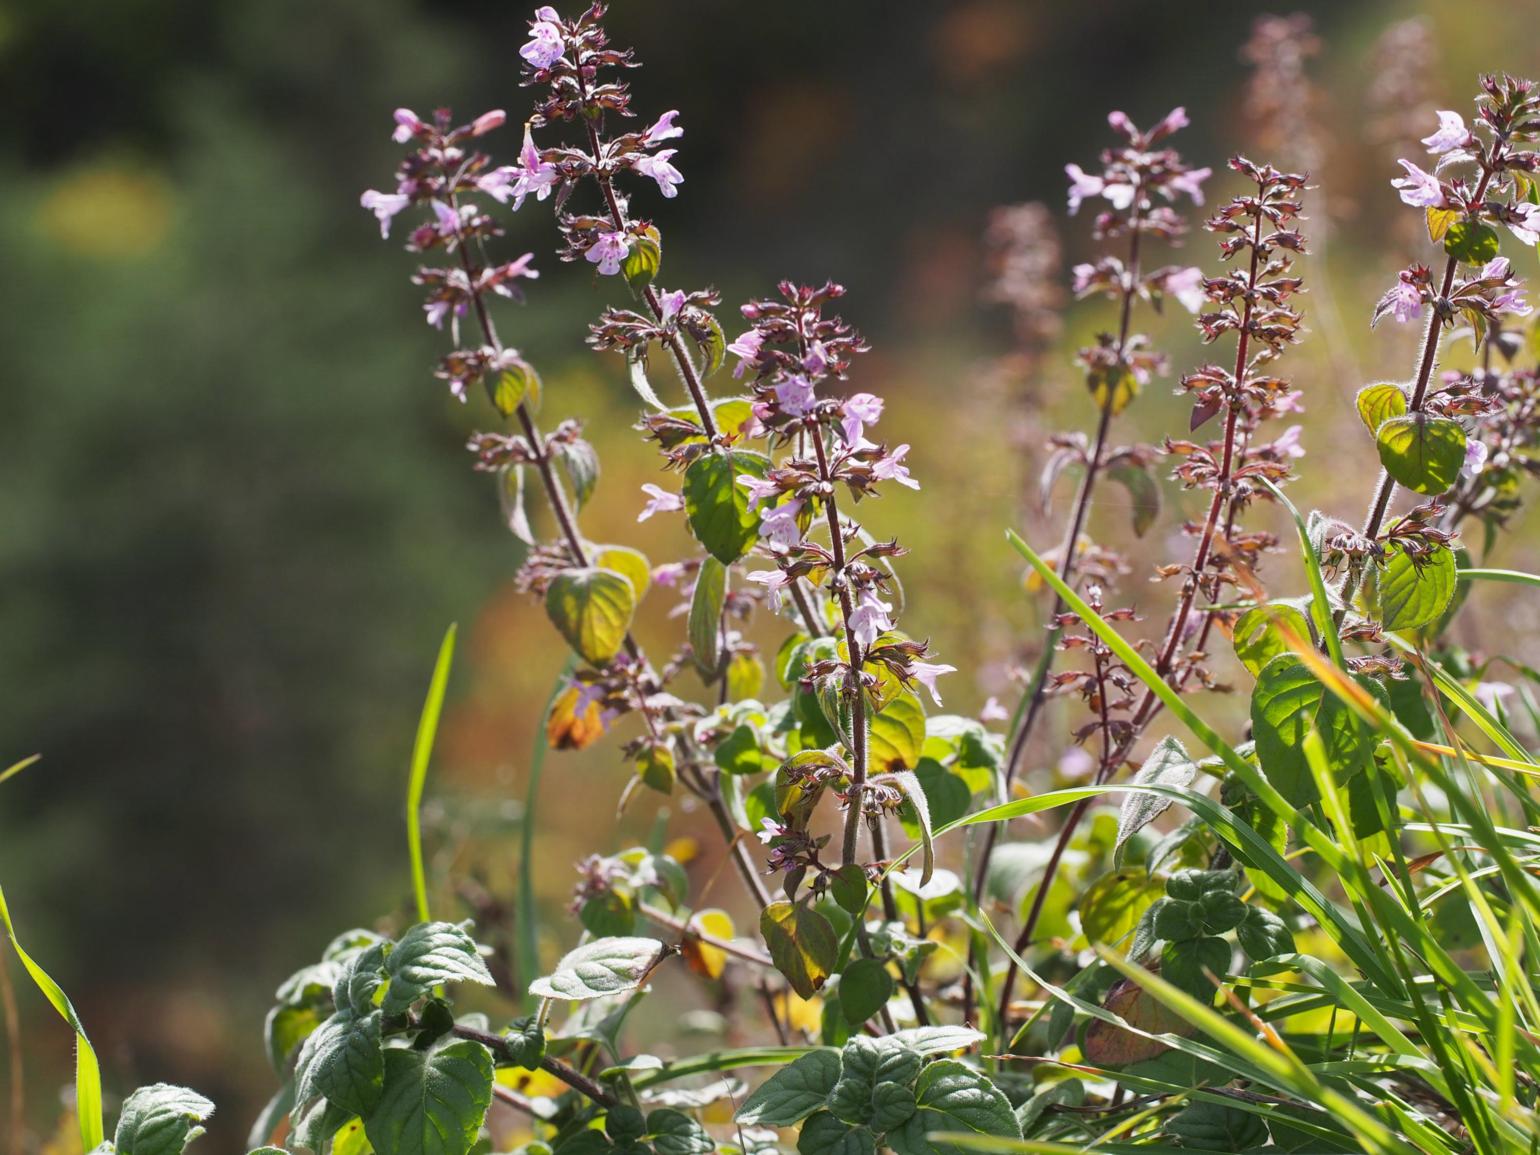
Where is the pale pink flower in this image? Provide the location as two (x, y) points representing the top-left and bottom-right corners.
(634, 150), (683, 198)
(651, 562), (687, 587)
(802, 342), (829, 377)
(746, 568), (791, 594)
(1272, 425), (1306, 459)
(470, 109), (507, 137)
(520, 17), (564, 68)
(909, 660), (957, 706)
(1106, 110), (1136, 139)
(848, 591), (894, 649)
(727, 330), (763, 378)
(1164, 266), (1207, 313)
(360, 189), (410, 238)
(1505, 202), (1540, 247)
(980, 697), (1009, 723)
(736, 473), (781, 507)
(1152, 106), (1189, 137)
(637, 483), (683, 521)
(1392, 159), (1444, 208)
(392, 108), (425, 143)
(873, 444), (919, 489)
(759, 499), (804, 551)
(513, 124), (560, 206)
(1421, 110), (1468, 154)
(1464, 438), (1489, 474)
(645, 110), (684, 143)
(774, 375), (817, 417)
(1390, 279), (1424, 323)
(586, 228), (632, 276)
(658, 289), (686, 326)
(1065, 164), (1104, 215)
(840, 393), (884, 445)
(1166, 167), (1211, 205)
(1071, 262), (1097, 295)
(1059, 746), (1095, 780)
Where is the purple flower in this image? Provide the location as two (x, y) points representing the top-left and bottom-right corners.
(848, 591), (894, 649)
(746, 568), (790, 594)
(773, 374), (817, 417)
(1464, 438), (1489, 474)
(736, 473), (781, 507)
(1389, 279), (1423, 323)
(637, 483), (684, 521)
(423, 298), (457, 330)
(470, 109), (507, 137)
(1165, 166), (1211, 206)
(476, 166), (522, 204)
(908, 659), (957, 706)
(1164, 266), (1207, 313)
(520, 17), (564, 69)
(392, 108), (425, 144)
(645, 110), (684, 143)
(802, 342), (829, 377)
(431, 200), (462, 238)
(759, 499), (804, 551)
(1505, 202), (1540, 247)
(1392, 159), (1444, 208)
(1482, 257), (1512, 281)
(658, 289), (687, 326)
(634, 150), (683, 198)
(755, 817), (784, 845)
(1059, 746), (1095, 780)
(1065, 164), (1104, 215)
(1272, 424), (1306, 460)
(1106, 110), (1136, 140)
(585, 228), (632, 276)
(840, 393), (884, 445)
(1102, 181), (1137, 212)
(980, 697), (1009, 723)
(872, 444), (919, 490)
(1071, 262), (1097, 295)
(513, 124), (560, 206)
(1493, 287), (1533, 317)
(651, 562), (687, 587)
(360, 189), (410, 238)
(1274, 389), (1305, 414)
(727, 329), (763, 378)
(1151, 106), (1189, 139)
(1421, 110), (1468, 155)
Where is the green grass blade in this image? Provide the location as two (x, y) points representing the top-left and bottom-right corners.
(0, 755), (40, 787)
(0, 883), (104, 1150)
(406, 623), (457, 924)
(1457, 567), (1540, 589)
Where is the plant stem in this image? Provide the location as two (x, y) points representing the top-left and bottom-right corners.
(994, 180), (1268, 1034)
(453, 1023), (619, 1107)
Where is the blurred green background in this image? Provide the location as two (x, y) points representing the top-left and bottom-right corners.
(4, 0), (1540, 1149)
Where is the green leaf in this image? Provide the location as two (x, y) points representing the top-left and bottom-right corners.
(265, 1004), (323, 1071)
(1237, 906), (1294, 960)
(1354, 383), (1407, 436)
(1166, 1101), (1270, 1151)
(1105, 462), (1160, 537)
(296, 1012), (384, 1118)
(735, 1049), (842, 1127)
(760, 902), (838, 998)
(829, 1038), (920, 1128)
(558, 440), (600, 508)
(647, 1109), (714, 1155)
(684, 450), (770, 565)
(797, 1112), (874, 1155)
(1079, 869), (1163, 947)
(382, 923), (494, 1015)
(714, 724), (772, 776)
(1375, 413), (1467, 495)
(1230, 600), (1311, 679)
(0, 882), (105, 1150)
(595, 546), (651, 602)
(689, 556), (728, 675)
(1444, 217), (1500, 264)
(490, 362), (541, 418)
(626, 349), (667, 410)
(545, 568), (637, 666)
(1113, 735), (1195, 864)
(1160, 936), (1230, 1003)
(726, 652), (765, 701)
(882, 1026), (985, 1056)
(624, 229), (662, 286)
(114, 1085), (216, 1155)
(362, 1042), (493, 1155)
(502, 1016), (547, 1069)
(838, 959), (894, 1026)
(528, 937), (667, 1001)
(405, 626), (457, 924)
(889, 1060), (1019, 1155)
(1086, 361), (1138, 417)
(1367, 542), (1456, 632)
(1250, 654), (1372, 806)
(867, 692), (926, 773)
(830, 864), (869, 916)
(636, 744), (676, 794)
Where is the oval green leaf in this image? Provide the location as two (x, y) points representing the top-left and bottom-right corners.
(1376, 413), (1466, 495)
(545, 568), (636, 666)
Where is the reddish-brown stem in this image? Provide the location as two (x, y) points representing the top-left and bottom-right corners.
(995, 179), (1270, 1033)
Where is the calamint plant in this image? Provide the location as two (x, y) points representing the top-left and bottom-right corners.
(9, 8), (1540, 1155)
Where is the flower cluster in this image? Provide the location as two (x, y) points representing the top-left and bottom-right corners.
(359, 107), (541, 400)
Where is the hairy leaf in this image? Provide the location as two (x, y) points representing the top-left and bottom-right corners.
(363, 1042), (493, 1155)
(528, 937), (667, 1001)
(1376, 413), (1466, 495)
(761, 902), (838, 998)
(736, 1049), (842, 1127)
(114, 1084), (215, 1155)
(1113, 735), (1196, 864)
(1368, 541), (1456, 632)
(684, 450), (770, 565)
